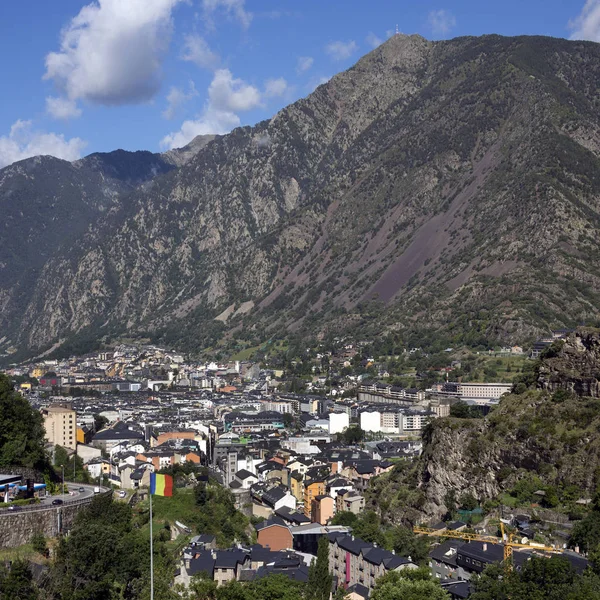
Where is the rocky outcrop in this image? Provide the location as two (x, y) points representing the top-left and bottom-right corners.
(374, 329), (600, 523)
(538, 329), (600, 398)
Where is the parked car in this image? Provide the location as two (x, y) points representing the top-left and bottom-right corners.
(52, 499), (63, 506)
(79, 487), (85, 492)
(93, 486), (100, 494)
(8, 505), (19, 511)
(118, 491), (127, 498)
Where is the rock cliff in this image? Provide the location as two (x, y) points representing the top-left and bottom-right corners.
(371, 329), (600, 524)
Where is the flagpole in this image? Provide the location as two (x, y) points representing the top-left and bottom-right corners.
(150, 488), (154, 600)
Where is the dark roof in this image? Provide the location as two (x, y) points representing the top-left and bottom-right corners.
(331, 534), (412, 568)
(236, 468), (257, 480)
(275, 506), (311, 525)
(447, 521), (467, 530)
(346, 584), (369, 599)
(559, 551), (589, 574)
(254, 563), (309, 583)
(441, 580), (471, 599)
(214, 549), (247, 569)
(187, 555), (215, 577)
(429, 540), (464, 566)
(261, 486), (287, 507)
(255, 516), (290, 532)
(93, 421), (144, 441)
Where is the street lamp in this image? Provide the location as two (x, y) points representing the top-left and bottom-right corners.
(62, 465), (65, 498)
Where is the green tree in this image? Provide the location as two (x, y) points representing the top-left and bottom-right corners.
(31, 532), (47, 556)
(307, 537), (333, 600)
(370, 570), (449, 600)
(384, 527), (431, 564)
(249, 574), (304, 600)
(330, 511), (358, 527)
(340, 425), (364, 444)
(0, 374), (47, 468)
(0, 558), (38, 600)
(186, 573), (218, 600)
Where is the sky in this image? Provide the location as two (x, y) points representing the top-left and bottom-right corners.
(0, 0), (598, 168)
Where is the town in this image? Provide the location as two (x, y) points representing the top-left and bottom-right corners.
(0, 328), (589, 599)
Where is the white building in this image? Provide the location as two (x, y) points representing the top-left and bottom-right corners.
(360, 410), (382, 433)
(458, 382), (512, 399)
(329, 412), (350, 435)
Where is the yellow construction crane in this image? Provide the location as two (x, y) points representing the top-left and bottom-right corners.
(414, 522), (560, 570)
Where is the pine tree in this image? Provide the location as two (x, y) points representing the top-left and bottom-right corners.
(306, 537), (333, 600)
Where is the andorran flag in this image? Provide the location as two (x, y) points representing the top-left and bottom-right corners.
(150, 473), (173, 497)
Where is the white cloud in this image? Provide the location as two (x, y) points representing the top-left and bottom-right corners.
(181, 34), (220, 69)
(0, 120), (87, 168)
(163, 82), (198, 120)
(325, 40), (358, 61)
(296, 56), (314, 73)
(161, 68), (261, 149)
(160, 109), (239, 149)
(427, 9), (456, 35)
(366, 32), (383, 48)
(569, 0), (600, 41)
(45, 96), (82, 120)
(44, 0), (182, 106)
(208, 69), (261, 112)
(264, 77), (288, 98)
(202, 0), (252, 29)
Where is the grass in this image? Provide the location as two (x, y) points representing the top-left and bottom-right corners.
(466, 355), (529, 382)
(0, 543), (39, 562)
(230, 345), (261, 360)
(139, 488), (198, 526)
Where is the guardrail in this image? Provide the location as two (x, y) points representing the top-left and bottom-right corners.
(0, 487), (112, 515)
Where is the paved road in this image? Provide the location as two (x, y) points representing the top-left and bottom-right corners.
(1, 483), (110, 514)
(38, 482), (102, 506)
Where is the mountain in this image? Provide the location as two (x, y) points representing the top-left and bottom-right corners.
(367, 328), (600, 524)
(1, 33), (600, 359)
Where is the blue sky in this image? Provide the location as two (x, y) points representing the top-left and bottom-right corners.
(0, 0), (597, 167)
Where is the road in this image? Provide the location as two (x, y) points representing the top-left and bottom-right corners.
(38, 482), (103, 506)
(1, 483), (110, 514)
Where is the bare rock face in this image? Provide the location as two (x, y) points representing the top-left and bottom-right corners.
(538, 329), (600, 398)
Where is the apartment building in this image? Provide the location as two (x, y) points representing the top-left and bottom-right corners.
(303, 479), (326, 518)
(328, 534), (416, 594)
(42, 405), (77, 450)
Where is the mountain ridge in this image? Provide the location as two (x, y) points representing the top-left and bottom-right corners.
(1, 33), (600, 359)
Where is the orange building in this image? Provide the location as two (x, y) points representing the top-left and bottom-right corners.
(256, 518), (293, 551)
(311, 495), (335, 525)
(303, 479), (325, 518)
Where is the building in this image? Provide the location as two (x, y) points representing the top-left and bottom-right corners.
(329, 412), (350, 435)
(328, 534), (417, 594)
(42, 405), (77, 450)
(91, 421), (145, 452)
(256, 517), (293, 551)
(311, 495), (335, 525)
(335, 490), (365, 515)
(303, 479), (326, 519)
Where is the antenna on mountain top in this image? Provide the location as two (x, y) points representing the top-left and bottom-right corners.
(395, 24), (399, 35)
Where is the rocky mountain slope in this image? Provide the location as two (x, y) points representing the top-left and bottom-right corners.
(368, 328), (600, 524)
(2, 34), (600, 358)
